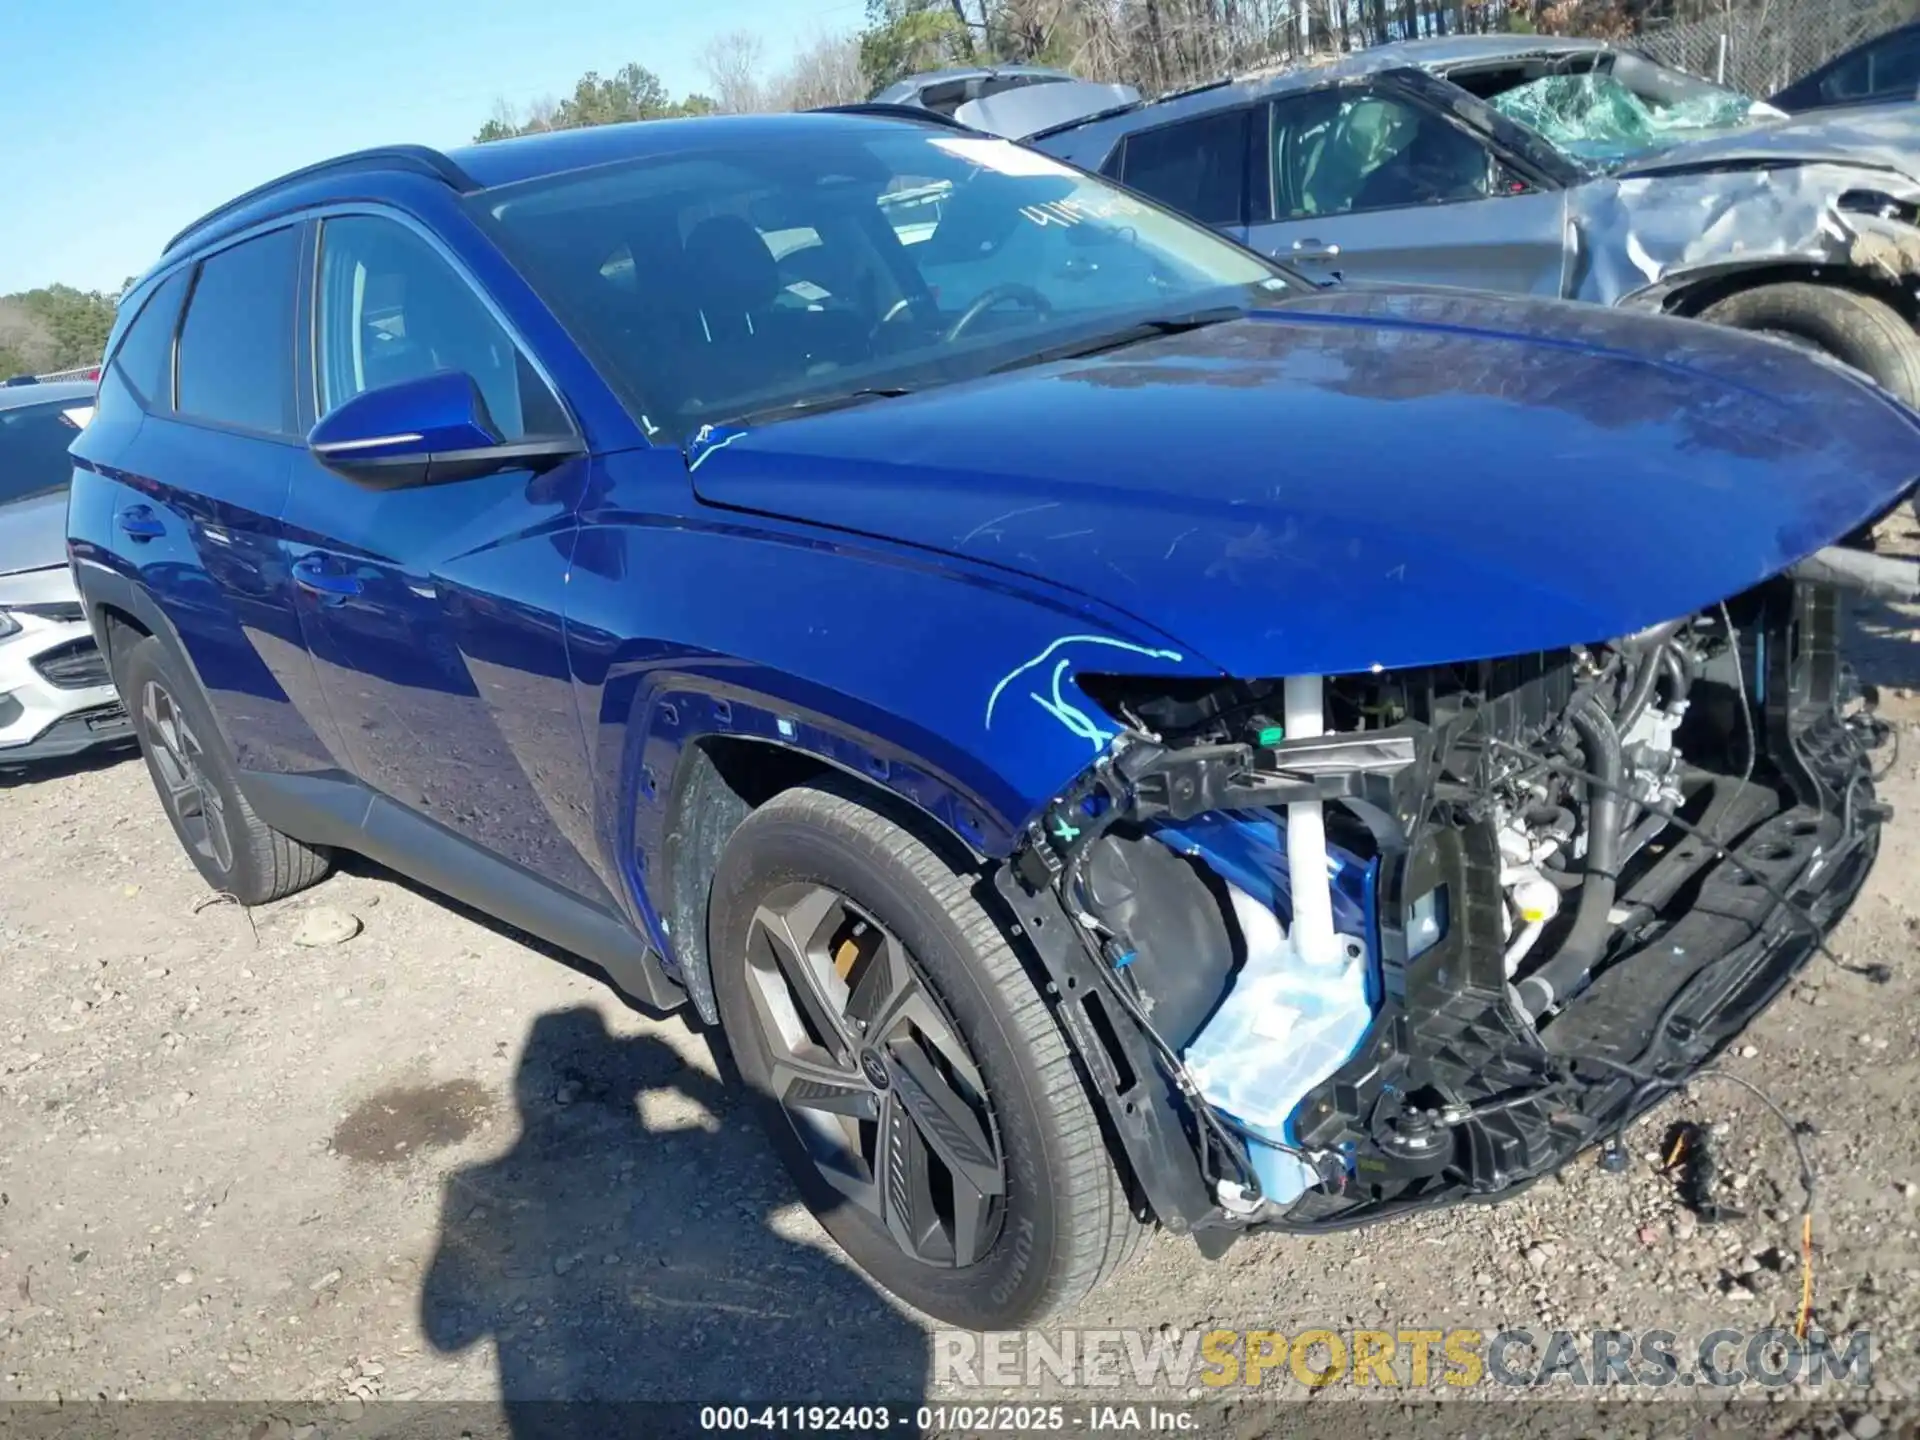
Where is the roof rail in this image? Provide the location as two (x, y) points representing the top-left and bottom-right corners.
(810, 103), (980, 132)
(1153, 74), (1236, 103)
(1024, 98), (1145, 142)
(163, 144), (479, 256)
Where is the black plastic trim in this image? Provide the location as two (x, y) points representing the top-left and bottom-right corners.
(242, 768), (684, 1013)
(164, 146), (479, 257)
(811, 103), (981, 132)
(0, 704), (132, 766)
(992, 862), (1216, 1237)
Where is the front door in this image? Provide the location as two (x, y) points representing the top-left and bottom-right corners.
(282, 211), (608, 903)
(1250, 86), (1569, 298)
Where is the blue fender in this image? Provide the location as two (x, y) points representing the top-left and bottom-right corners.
(561, 449), (1219, 999)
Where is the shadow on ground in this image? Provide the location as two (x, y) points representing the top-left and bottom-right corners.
(418, 1006), (928, 1437)
(1845, 594), (1920, 694)
(0, 739), (136, 787)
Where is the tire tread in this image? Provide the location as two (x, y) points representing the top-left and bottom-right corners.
(751, 779), (1145, 1320)
(118, 636), (331, 906)
(1701, 282), (1920, 405)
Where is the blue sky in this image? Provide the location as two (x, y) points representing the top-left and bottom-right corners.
(1, 0), (862, 295)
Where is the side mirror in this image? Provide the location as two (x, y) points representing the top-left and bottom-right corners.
(307, 370), (583, 489)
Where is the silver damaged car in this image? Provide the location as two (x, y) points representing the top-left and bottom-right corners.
(1031, 34), (1920, 404)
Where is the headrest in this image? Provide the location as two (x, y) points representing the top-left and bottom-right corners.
(683, 215), (779, 315)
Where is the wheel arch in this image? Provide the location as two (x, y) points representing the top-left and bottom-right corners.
(645, 704), (1002, 1028)
(71, 557), (217, 732)
(1636, 258), (1920, 328)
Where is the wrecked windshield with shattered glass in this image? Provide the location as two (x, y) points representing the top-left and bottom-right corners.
(1483, 51), (1781, 170)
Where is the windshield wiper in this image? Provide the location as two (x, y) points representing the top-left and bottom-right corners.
(716, 386), (915, 430)
(986, 305), (1247, 375)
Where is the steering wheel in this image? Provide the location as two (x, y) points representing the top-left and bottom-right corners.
(945, 283), (1055, 343)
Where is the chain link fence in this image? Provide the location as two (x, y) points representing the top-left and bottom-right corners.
(1091, 0), (1911, 104)
(1630, 0), (1911, 100)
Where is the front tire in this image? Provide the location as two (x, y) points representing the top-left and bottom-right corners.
(708, 778), (1142, 1328)
(1701, 282), (1920, 406)
(116, 635), (331, 905)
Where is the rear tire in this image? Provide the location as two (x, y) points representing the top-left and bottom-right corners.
(116, 635), (331, 905)
(707, 778), (1142, 1328)
(1701, 282), (1920, 406)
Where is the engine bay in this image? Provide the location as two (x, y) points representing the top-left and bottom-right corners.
(997, 573), (1897, 1244)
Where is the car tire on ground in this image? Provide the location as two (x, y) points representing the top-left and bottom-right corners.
(116, 635), (331, 905)
(708, 777), (1145, 1328)
(1701, 282), (1920, 407)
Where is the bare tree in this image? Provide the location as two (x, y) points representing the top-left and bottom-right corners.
(700, 29), (769, 113)
(769, 31), (868, 110)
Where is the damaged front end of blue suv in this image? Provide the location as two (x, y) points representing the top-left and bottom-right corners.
(74, 113), (1920, 1330)
(675, 270), (1920, 1266)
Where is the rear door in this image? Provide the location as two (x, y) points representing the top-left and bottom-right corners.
(1248, 83), (1569, 296)
(92, 225), (347, 774)
(1109, 104), (1259, 245)
(282, 210), (605, 903)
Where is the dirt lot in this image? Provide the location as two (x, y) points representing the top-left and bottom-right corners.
(3, 518), (1919, 1431)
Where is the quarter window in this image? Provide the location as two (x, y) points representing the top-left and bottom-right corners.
(175, 226), (301, 435)
(314, 215), (567, 441)
(110, 269), (190, 412)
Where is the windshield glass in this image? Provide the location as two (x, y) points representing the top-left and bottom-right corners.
(474, 124), (1290, 438)
(0, 398), (90, 507)
(1488, 52), (1779, 168)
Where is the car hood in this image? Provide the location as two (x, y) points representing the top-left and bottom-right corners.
(689, 290), (1920, 677)
(0, 489), (70, 579)
(1618, 101), (1920, 178)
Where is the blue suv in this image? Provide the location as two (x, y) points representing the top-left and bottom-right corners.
(70, 111), (1920, 1327)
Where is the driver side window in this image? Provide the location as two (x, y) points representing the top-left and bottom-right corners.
(1270, 88), (1496, 221)
(314, 215), (567, 441)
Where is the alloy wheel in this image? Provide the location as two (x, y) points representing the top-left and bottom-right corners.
(741, 882), (1007, 1268)
(140, 679), (234, 874)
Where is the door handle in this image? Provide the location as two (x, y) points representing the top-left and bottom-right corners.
(291, 554), (362, 601)
(116, 505), (164, 543)
(1286, 239), (1343, 262)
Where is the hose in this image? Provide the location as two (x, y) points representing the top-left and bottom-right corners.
(1616, 642), (1668, 736)
(1517, 696), (1624, 1019)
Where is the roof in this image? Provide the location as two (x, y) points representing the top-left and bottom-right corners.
(1331, 33), (1610, 72)
(870, 63), (1077, 105)
(444, 110), (956, 190)
(1030, 33), (1623, 165)
(0, 380), (96, 414)
(156, 110), (956, 267)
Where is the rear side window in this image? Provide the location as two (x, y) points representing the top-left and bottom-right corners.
(109, 270), (189, 411)
(176, 227), (301, 436)
(0, 400), (89, 505)
(1120, 109), (1251, 226)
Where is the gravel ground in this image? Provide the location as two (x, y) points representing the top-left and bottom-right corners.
(2, 516), (1918, 1433)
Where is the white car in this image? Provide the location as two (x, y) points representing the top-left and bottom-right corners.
(0, 380), (130, 767)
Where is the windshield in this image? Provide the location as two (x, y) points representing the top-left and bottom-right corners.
(474, 123), (1291, 439)
(0, 398), (90, 507)
(1485, 51), (1780, 168)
